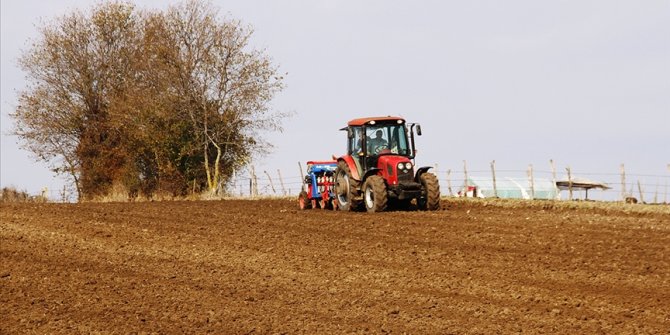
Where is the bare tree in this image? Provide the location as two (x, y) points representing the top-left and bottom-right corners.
(12, 0), (286, 200)
(13, 2), (141, 199)
(151, 0), (285, 194)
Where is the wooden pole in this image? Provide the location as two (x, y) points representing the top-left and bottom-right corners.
(463, 160), (469, 197)
(231, 167), (237, 197)
(528, 164), (535, 200)
(264, 170), (276, 194)
(637, 180), (644, 204)
(566, 166), (573, 201)
(277, 169), (287, 195)
(620, 164), (626, 200)
(446, 169), (453, 196)
(550, 159), (558, 199)
(490, 160), (498, 198)
(251, 166), (258, 197)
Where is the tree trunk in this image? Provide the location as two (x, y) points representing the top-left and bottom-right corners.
(204, 142), (213, 191)
(213, 144), (222, 194)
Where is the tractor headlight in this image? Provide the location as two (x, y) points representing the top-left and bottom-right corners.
(405, 162), (412, 170)
(397, 163), (404, 170)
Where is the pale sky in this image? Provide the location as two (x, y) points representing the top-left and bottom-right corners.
(2, 0), (669, 200)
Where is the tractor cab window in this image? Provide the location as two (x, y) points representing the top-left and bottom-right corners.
(366, 124), (410, 156)
(348, 127), (365, 156)
(389, 125), (410, 156)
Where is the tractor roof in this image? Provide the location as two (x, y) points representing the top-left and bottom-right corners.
(347, 116), (405, 126)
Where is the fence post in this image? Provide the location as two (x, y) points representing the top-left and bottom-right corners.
(264, 170), (276, 194)
(528, 164), (535, 200)
(566, 166), (573, 201)
(463, 160), (469, 197)
(490, 160), (498, 198)
(550, 159), (558, 199)
(637, 180), (645, 204)
(251, 166), (258, 197)
(620, 164), (626, 200)
(277, 169), (287, 195)
(446, 169), (453, 196)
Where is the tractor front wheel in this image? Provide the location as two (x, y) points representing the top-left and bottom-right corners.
(363, 175), (388, 213)
(335, 160), (360, 211)
(418, 172), (440, 211)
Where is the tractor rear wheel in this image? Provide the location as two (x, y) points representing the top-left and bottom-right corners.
(418, 172), (440, 211)
(298, 191), (312, 210)
(363, 175), (387, 213)
(334, 160), (361, 211)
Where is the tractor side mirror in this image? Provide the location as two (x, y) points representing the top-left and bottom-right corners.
(416, 124), (422, 136)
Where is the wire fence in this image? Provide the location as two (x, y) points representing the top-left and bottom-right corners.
(31, 162), (670, 204)
(223, 162), (670, 204)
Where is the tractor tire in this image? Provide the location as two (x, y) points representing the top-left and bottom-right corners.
(334, 160), (361, 211)
(418, 172), (440, 211)
(298, 191), (312, 210)
(363, 175), (388, 213)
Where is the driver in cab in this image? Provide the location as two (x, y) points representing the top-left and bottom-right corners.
(367, 129), (388, 155)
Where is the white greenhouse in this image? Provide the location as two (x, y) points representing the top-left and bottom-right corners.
(461, 176), (560, 200)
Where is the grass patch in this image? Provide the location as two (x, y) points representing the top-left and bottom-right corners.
(1, 187), (48, 203)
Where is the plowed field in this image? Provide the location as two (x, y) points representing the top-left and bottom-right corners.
(1, 199), (669, 334)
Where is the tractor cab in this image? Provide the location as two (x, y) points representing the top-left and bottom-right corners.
(343, 117), (420, 176)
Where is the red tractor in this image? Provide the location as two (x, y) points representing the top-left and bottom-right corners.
(334, 116), (440, 212)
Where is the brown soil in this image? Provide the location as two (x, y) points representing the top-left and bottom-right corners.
(1, 199), (668, 334)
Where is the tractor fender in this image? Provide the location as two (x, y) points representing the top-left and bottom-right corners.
(338, 156), (362, 181)
(414, 166), (433, 182)
(361, 168), (382, 185)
